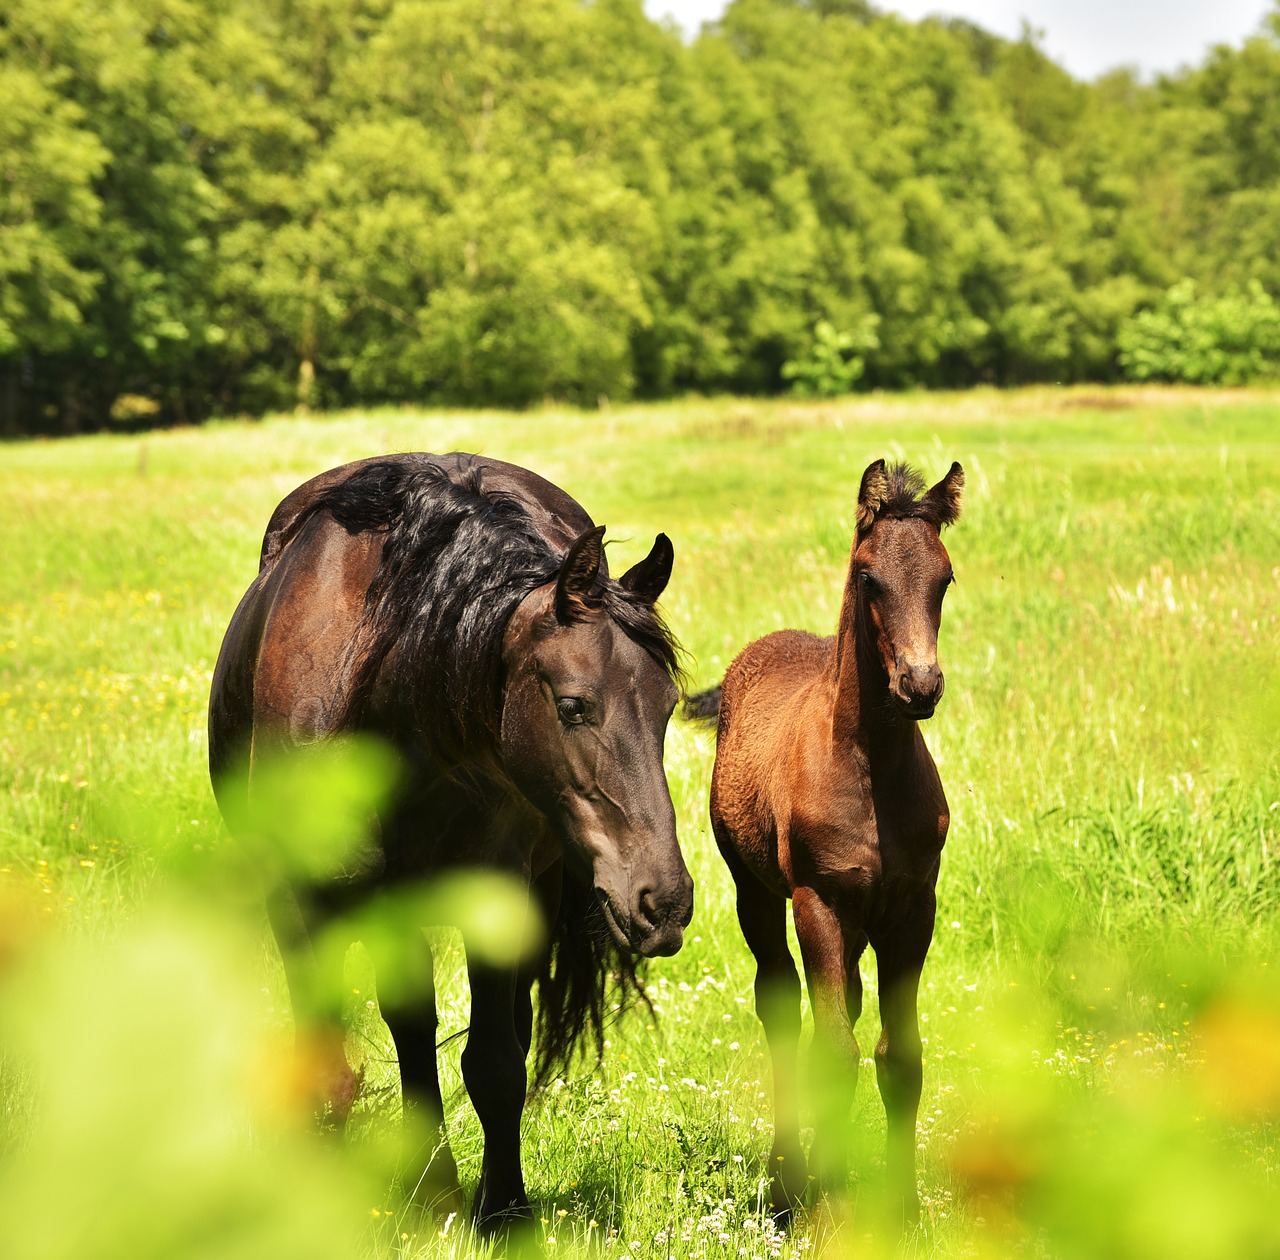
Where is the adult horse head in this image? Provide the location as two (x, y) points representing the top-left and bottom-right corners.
(501, 523), (691, 957)
(208, 452), (691, 1231)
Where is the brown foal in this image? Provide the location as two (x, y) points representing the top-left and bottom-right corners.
(704, 458), (963, 1225)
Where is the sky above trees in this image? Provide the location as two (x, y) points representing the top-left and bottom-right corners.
(643, 0), (1275, 79)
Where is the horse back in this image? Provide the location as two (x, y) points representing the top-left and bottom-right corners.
(261, 452), (595, 571)
(710, 630), (834, 887)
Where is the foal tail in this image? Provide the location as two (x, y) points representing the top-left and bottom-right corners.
(681, 684), (723, 724)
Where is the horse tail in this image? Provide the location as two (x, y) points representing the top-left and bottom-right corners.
(681, 684), (723, 724)
(531, 868), (650, 1092)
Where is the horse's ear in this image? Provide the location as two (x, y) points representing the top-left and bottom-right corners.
(619, 533), (673, 604)
(856, 458), (889, 536)
(922, 461), (964, 530)
(555, 525), (607, 622)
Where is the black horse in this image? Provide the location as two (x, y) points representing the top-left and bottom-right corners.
(208, 453), (693, 1231)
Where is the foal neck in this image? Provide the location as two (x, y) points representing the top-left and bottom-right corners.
(829, 562), (916, 761)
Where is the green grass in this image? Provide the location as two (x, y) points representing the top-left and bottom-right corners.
(2, 385), (1279, 1259)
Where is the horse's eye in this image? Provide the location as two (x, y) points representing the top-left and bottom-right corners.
(859, 570), (881, 592)
(556, 697), (587, 725)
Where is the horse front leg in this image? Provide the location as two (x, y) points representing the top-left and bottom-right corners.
(461, 953), (533, 1235)
(870, 893), (935, 1228)
(373, 932), (463, 1216)
(792, 885), (861, 1197)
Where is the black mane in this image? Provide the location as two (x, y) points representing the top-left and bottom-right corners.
(315, 460), (557, 759)
(306, 459), (679, 762)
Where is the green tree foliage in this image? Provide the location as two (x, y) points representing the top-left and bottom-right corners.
(782, 317), (879, 396)
(1118, 279), (1280, 385)
(2, 0), (1279, 431)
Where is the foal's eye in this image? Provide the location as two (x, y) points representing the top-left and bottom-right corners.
(556, 697), (587, 725)
(859, 570), (881, 593)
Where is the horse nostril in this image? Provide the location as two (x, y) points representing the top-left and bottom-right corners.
(636, 888), (660, 929)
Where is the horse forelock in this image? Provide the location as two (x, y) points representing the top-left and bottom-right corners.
(600, 583), (686, 690)
(859, 461), (954, 537)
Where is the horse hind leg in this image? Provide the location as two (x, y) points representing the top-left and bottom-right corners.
(721, 845), (808, 1220)
(374, 933), (464, 1217)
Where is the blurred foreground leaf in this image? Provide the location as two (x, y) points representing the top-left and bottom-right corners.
(215, 736), (400, 882)
(0, 898), (382, 1260)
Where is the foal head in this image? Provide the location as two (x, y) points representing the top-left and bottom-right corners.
(852, 459), (964, 720)
(500, 528), (693, 957)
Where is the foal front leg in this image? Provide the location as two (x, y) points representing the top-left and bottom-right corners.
(460, 953), (533, 1234)
(792, 886), (862, 1196)
(725, 858), (807, 1218)
(870, 895), (935, 1227)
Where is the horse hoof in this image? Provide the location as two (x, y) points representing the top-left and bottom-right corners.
(767, 1197), (795, 1230)
(767, 1151), (809, 1226)
(406, 1177), (466, 1220)
(473, 1200), (535, 1242)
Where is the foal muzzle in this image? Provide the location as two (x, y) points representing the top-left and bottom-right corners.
(891, 661), (945, 719)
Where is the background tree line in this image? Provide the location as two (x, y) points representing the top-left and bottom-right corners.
(3, 0), (1279, 434)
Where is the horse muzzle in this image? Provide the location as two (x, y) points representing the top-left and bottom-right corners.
(890, 661), (945, 720)
(595, 866), (694, 958)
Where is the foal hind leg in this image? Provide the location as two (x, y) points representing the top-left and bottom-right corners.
(374, 933), (463, 1215)
(722, 852), (807, 1218)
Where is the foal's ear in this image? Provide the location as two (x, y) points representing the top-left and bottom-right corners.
(922, 461), (964, 530)
(555, 525), (607, 621)
(619, 533), (674, 604)
(856, 458), (890, 536)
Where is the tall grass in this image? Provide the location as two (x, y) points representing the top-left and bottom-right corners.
(1, 387), (1278, 1258)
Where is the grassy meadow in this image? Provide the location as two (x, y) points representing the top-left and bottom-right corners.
(1, 388), (1279, 1259)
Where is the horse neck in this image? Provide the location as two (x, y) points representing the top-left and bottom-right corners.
(828, 555), (916, 765)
